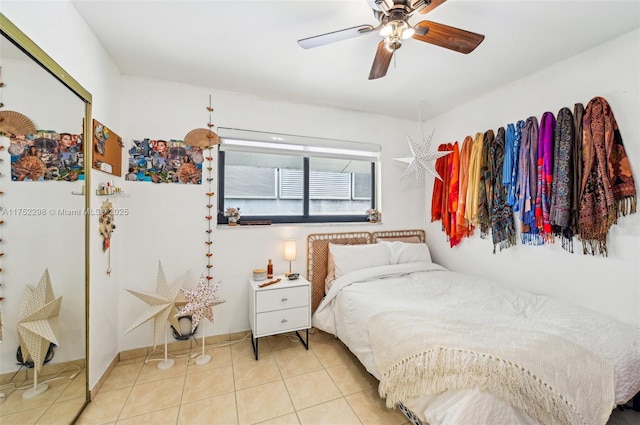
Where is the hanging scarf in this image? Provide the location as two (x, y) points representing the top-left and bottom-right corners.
(457, 136), (475, 237)
(505, 120), (525, 208)
(466, 132), (484, 227)
(441, 143), (454, 238)
(477, 130), (494, 238)
(549, 107), (575, 252)
(449, 142), (461, 247)
(431, 145), (448, 223)
(518, 116), (543, 245)
(579, 97), (637, 256)
(535, 112), (556, 242)
(491, 127), (516, 252)
(571, 103), (584, 245)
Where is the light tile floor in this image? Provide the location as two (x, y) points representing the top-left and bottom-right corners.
(2, 329), (639, 425)
(76, 330), (410, 425)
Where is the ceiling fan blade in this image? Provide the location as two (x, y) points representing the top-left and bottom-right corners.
(297, 24), (375, 49)
(369, 41), (394, 80)
(418, 0), (448, 15)
(412, 20), (485, 54)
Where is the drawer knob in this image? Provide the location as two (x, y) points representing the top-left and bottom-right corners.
(281, 297), (288, 302)
(281, 318), (288, 323)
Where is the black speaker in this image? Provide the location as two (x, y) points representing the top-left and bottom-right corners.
(16, 343), (56, 368)
(171, 316), (198, 341)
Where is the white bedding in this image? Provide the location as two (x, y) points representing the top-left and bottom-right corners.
(312, 262), (640, 425)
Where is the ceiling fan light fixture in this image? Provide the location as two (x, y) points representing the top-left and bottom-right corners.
(384, 37), (402, 52)
(401, 26), (415, 39)
(380, 23), (393, 37)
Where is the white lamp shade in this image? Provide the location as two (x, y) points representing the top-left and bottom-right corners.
(284, 240), (297, 261)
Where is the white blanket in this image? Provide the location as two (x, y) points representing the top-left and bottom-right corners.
(370, 310), (614, 425)
(312, 263), (640, 425)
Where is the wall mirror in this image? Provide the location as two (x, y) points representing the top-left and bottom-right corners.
(0, 13), (90, 423)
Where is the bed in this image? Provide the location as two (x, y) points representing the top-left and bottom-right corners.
(308, 229), (640, 425)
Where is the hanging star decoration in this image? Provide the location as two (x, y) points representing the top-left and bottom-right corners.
(125, 261), (186, 348)
(393, 128), (452, 186)
(176, 275), (225, 333)
(17, 269), (62, 373)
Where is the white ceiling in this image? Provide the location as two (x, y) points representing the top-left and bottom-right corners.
(71, 0), (640, 122)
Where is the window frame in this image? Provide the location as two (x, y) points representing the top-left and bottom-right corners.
(217, 152), (377, 225)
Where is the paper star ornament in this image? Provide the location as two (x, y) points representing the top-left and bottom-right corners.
(125, 261), (185, 347)
(176, 275), (225, 332)
(393, 130), (452, 185)
(17, 269), (62, 372)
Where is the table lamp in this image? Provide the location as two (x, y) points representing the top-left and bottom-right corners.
(284, 239), (297, 276)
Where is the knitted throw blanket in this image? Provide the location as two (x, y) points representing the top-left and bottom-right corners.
(491, 127), (516, 252)
(369, 311), (615, 425)
(579, 97), (637, 256)
(550, 107), (576, 252)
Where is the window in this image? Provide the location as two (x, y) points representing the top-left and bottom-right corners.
(217, 128), (380, 224)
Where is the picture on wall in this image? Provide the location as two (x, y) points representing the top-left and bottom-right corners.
(9, 131), (84, 181)
(92, 119), (123, 176)
(127, 138), (203, 184)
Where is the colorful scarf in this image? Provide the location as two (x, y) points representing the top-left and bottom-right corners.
(441, 143), (454, 238)
(449, 142), (461, 247)
(535, 112), (556, 242)
(457, 136), (475, 237)
(518, 116), (543, 245)
(579, 97), (637, 256)
(491, 127), (516, 252)
(477, 130), (494, 238)
(503, 121), (524, 208)
(549, 107), (575, 252)
(570, 103), (584, 244)
(431, 145), (447, 223)
(466, 132), (484, 227)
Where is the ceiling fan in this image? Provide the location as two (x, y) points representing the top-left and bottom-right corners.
(297, 0), (485, 80)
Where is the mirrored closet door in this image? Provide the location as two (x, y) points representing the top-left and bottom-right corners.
(0, 14), (90, 423)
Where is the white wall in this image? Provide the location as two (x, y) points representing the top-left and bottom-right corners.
(2, 0), (124, 389)
(116, 76), (424, 351)
(423, 29), (640, 328)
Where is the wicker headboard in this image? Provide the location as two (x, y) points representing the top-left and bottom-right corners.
(307, 229), (426, 313)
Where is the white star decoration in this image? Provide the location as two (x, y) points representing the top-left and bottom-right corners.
(176, 275), (225, 332)
(17, 269), (62, 373)
(125, 261), (185, 348)
(394, 129), (452, 185)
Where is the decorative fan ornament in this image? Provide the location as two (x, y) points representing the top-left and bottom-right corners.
(0, 110), (36, 135)
(184, 128), (220, 148)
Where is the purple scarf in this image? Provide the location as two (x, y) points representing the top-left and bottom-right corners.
(535, 112), (556, 241)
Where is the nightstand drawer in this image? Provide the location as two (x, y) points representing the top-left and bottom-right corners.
(256, 286), (309, 313)
(256, 306), (310, 335)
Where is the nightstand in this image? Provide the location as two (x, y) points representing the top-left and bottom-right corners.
(248, 275), (311, 360)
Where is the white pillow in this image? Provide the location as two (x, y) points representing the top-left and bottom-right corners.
(328, 243), (392, 280)
(379, 241), (432, 264)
